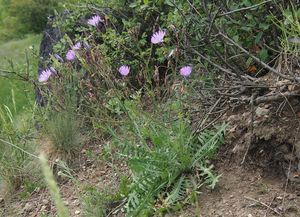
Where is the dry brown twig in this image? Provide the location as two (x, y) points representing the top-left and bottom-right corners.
(219, 32), (300, 81)
(193, 50), (238, 77)
(241, 92), (256, 165)
(263, 195), (278, 217)
(220, 0), (272, 16)
(242, 91), (300, 105)
(244, 196), (283, 216)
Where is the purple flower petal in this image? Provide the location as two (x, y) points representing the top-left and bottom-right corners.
(73, 42), (81, 50)
(54, 54), (64, 63)
(151, 30), (166, 44)
(38, 69), (52, 83)
(87, 15), (104, 27)
(66, 49), (76, 61)
(118, 65), (130, 76)
(180, 66), (192, 77)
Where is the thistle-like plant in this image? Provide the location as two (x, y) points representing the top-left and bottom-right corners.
(111, 100), (226, 216)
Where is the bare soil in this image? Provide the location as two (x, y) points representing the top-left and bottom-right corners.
(194, 98), (300, 217)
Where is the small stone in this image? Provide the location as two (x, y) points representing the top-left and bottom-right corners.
(288, 194), (296, 200)
(255, 107), (269, 117)
(24, 203), (34, 212)
(230, 195), (234, 198)
(42, 199), (48, 205)
(72, 199), (80, 206)
(248, 214), (253, 217)
(64, 201), (69, 206)
(40, 205), (47, 211)
(0, 198), (3, 203)
(75, 210), (81, 215)
(276, 196), (283, 200)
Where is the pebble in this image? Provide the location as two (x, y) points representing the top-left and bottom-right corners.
(40, 205), (47, 211)
(248, 214), (253, 217)
(72, 199), (80, 206)
(24, 202), (34, 212)
(255, 107), (269, 117)
(288, 194), (296, 200)
(75, 210), (81, 215)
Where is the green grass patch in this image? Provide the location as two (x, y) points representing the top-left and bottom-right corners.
(0, 34), (41, 112)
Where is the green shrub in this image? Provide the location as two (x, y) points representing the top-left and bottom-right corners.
(9, 0), (57, 33)
(0, 0), (62, 40)
(274, 5), (300, 53)
(45, 110), (82, 157)
(82, 186), (108, 217)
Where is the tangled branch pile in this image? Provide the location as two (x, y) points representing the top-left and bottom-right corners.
(188, 0), (300, 181)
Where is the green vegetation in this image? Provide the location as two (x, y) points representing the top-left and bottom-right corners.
(40, 153), (70, 217)
(0, 33), (40, 196)
(45, 110), (82, 158)
(0, 0), (298, 216)
(111, 100), (225, 215)
(0, 0), (58, 40)
(0, 34), (41, 111)
(0, 104), (37, 191)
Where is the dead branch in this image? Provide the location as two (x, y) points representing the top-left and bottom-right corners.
(244, 196), (283, 216)
(220, 0), (272, 16)
(193, 50), (238, 77)
(253, 92), (300, 104)
(241, 92), (256, 165)
(231, 91), (300, 105)
(218, 32), (300, 81)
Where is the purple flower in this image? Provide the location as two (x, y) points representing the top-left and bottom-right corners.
(38, 69), (52, 83)
(151, 30), (166, 44)
(54, 54), (64, 63)
(87, 15), (103, 27)
(118, 65), (130, 76)
(66, 49), (76, 61)
(73, 42), (81, 50)
(180, 66), (192, 77)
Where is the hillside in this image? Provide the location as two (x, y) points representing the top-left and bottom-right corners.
(1, 1), (300, 217)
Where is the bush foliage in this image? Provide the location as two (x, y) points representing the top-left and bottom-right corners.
(0, 0), (69, 40)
